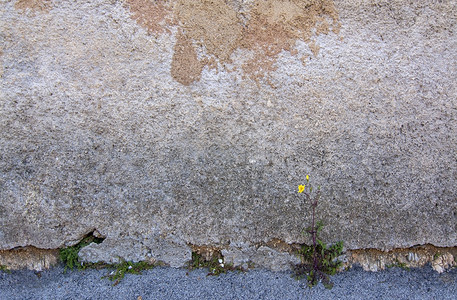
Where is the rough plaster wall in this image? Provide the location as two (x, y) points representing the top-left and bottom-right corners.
(0, 0), (456, 269)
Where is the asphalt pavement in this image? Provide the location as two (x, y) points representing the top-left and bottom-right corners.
(1, 264), (456, 299)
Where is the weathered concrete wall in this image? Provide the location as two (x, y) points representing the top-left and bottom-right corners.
(1, 0), (456, 269)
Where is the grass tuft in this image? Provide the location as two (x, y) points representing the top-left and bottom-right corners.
(102, 259), (156, 286)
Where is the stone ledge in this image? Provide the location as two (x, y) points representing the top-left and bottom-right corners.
(0, 247), (59, 272)
(1, 243), (455, 274)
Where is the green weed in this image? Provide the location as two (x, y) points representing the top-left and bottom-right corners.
(0, 264), (11, 274)
(188, 251), (243, 276)
(59, 234), (104, 272)
(59, 233), (157, 285)
(294, 176), (343, 289)
(386, 259), (410, 270)
(102, 259), (156, 286)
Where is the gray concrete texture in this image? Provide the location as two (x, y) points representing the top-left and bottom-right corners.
(0, 0), (456, 269)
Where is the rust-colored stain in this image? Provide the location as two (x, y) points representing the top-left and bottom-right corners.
(14, 0), (51, 12)
(125, 0), (172, 34)
(170, 30), (204, 86)
(174, 0), (244, 63)
(240, 0), (339, 81)
(127, 0), (341, 85)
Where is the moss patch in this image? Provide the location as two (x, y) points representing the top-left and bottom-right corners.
(59, 233), (104, 272)
(0, 264), (11, 274)
(102, 259), (156, 286)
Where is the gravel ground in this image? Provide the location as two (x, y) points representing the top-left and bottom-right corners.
(1, 265), (456, 300)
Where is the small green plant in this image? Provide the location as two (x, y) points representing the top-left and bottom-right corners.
(102, 259), (156, 286)
(59, 234), (104, 272)
(293, 175), (343, 289)
(0, 264), (11, 274)
(386, 259), (409, 270)
(188, 251), (243, 276)
(59, 234), (157, 285)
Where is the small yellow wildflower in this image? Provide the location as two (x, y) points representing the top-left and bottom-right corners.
(306, 175), (309, 182)
(298, 185), (305, 193)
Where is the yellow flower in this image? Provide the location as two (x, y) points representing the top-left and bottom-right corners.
(298, 185), (305, 193)
(306, 175), (309, 182)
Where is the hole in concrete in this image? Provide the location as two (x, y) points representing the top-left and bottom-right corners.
(83, 229), (106, 244)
